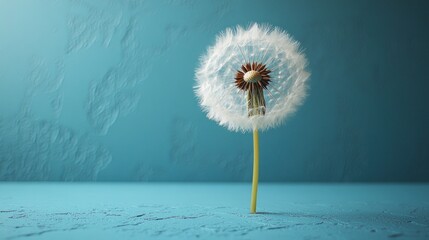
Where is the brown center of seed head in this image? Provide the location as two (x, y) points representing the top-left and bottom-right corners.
(234, 62), (272, 117)
(243, 70), (262, 83)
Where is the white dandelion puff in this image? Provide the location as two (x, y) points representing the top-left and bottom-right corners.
(195, 23), (310, 132)
(194, 23), (310, 214)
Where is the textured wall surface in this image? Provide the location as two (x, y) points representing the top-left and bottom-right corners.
(0, 0), (428, 181)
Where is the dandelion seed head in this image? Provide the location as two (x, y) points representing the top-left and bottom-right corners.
(195, 23), (310, 132)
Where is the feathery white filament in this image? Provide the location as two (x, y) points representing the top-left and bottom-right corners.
(195, 23), (310, 132)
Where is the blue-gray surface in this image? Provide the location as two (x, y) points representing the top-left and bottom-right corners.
(1, 0), (429, 182)
(0, 183), (428, 239)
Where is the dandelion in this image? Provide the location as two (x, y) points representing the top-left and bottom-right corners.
(195, 23), (310, 213)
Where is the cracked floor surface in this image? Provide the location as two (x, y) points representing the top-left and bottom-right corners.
(0, 183), (428, 239)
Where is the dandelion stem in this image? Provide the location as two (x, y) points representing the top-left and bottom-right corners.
(250, 127), (259, 214)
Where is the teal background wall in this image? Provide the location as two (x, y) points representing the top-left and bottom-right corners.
(0, 0), (428, 181)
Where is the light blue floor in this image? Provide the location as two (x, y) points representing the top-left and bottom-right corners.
(0, 183), (428, 239)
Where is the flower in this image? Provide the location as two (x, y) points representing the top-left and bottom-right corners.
(195, 23), (310, 132)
